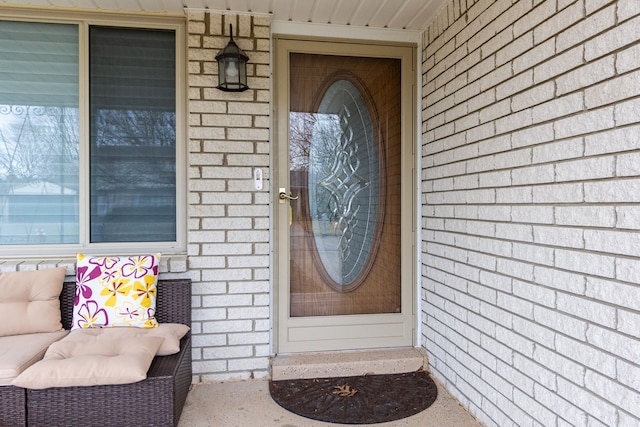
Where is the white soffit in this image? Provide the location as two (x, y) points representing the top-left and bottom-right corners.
(0, 0), (448, 31)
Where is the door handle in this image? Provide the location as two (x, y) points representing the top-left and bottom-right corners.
(278, 188), (299, 203)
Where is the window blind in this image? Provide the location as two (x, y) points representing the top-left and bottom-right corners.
(89, 26), (176, 243)
(0, 20), (79, 245)
(0, 20), (78, 107)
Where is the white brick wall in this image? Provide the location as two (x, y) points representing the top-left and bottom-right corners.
(422, 0), (640, 426)
(187, 11), (271, 382)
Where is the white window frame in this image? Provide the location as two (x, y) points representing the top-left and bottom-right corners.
(0, 9), (187, 258)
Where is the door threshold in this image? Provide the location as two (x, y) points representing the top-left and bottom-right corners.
(270, 347), (427, 381)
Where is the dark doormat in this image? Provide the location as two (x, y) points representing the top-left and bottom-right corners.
(269, 370), (438, 424)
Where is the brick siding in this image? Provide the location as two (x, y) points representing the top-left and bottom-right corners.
(421, 0), (640, 425)
(187, 11), (271, 382)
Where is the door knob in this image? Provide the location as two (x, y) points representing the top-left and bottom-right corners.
(278, 188), (299, 203)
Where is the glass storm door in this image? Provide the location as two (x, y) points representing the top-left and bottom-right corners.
(275, 38), (415, 353)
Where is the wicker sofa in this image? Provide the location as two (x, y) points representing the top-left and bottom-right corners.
(0, 278), (192, 427)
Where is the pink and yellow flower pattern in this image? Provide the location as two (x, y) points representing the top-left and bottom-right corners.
(72, 253), (160, 330)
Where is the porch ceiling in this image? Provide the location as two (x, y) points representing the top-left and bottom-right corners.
(0, 0), (448, 31)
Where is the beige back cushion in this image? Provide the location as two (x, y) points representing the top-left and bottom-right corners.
(0, 267), (66, 336)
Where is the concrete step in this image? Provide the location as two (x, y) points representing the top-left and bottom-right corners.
(270, 347), (428, 381)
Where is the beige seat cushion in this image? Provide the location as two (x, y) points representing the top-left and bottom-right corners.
(12, 335), (162, 389)
(62, 323), (190, 356)
(0, 331), (69, 385)
(0, 267), (66, 336)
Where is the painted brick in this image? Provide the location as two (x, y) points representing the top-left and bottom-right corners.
(192, 308), (227, 322)
(557, 56), (615, 96)
(423, 0), (640, 425)
(435, 66), (458, 94)
(616, 206), (640, 229)
(495, 108), (532, 134)
(556, 334), (617, 378)
(558, 5), (616, 53)
(512, 279), (555, 308)
(617, 0), (640, 20)
(511, 123), (554, 149)
(616, 150), (640, 176)
(555, 156), (615, 182)
(513, 37), (555, 76)
(557, 377), (618, 426)
(586, 124), (640, 155)
(228, 256), (269, 268)
(586, 70), (640, 109)
(468, 251), (497, 271)
(454, 173), (479, 189)
(516, 356), (558, 391)
(532, 137), (584, 163)
(534, 383), (586, 424)
(202, 293), (252, 308)
(478, 170), (511, 187)
(465, 219), (496, 237)
(555, 206), (616, 228)
(511, 164), (554, 186)
(618, 309), (640, 338)
(535, 345), (585, 385)
(617, 358), (640, 394)
(513, 389), (558, 427)
(534, 265), (586, 295)
(587, 324), (640, 363)
(496, 28), (533, 67)
(495, 223), (533, 242)
(585, 179), (640, 203)
(227, 356), (269, 372)
(555, 106), (615, 140)
(512, 242), (554, 265)
(615, 257), (640, 283)
(497, 69), (533, 100)
(192, 360), (227, 376)
(201, 268), (252, 282)
(228, 332), (270, 346)
(585, 14), (640, 61)
(532, 92), (584, 124)
(585, 229), (640, 257)
(513, 1), (554, 38)
(462, 84), (493, 113)
(478, 62), (512, 92)
(534, 1), (584, 46)
(478, 134), (510, 155)
(590, 371), (640, 419)
(191, 333), (226, 347)
(453, 205), (477, 220)
(556, 249), (616, 278)
(557, 293), (616, 328)
(512, 80), (555, 112)
(534, 45), (584, 84)
(228, 307), (269, 319)
(496, 186), (533, 204)
(532, 183), (583, 204)
(479, 99), (510, 123)
(515, 317), (556, 349)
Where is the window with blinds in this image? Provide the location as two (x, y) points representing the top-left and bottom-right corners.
(0, 21), (80, 245)
(89, 27), (176, 243)
(0, 18), (179, 252)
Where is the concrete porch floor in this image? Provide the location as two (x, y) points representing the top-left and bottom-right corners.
(177, 377), (484, 427)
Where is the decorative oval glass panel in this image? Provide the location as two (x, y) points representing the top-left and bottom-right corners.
(308, 78), (384, 290)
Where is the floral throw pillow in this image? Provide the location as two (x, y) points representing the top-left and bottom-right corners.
(72, 253), (160, 330)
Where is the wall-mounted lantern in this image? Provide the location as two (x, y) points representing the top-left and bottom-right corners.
(215, 24), (249, 92)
